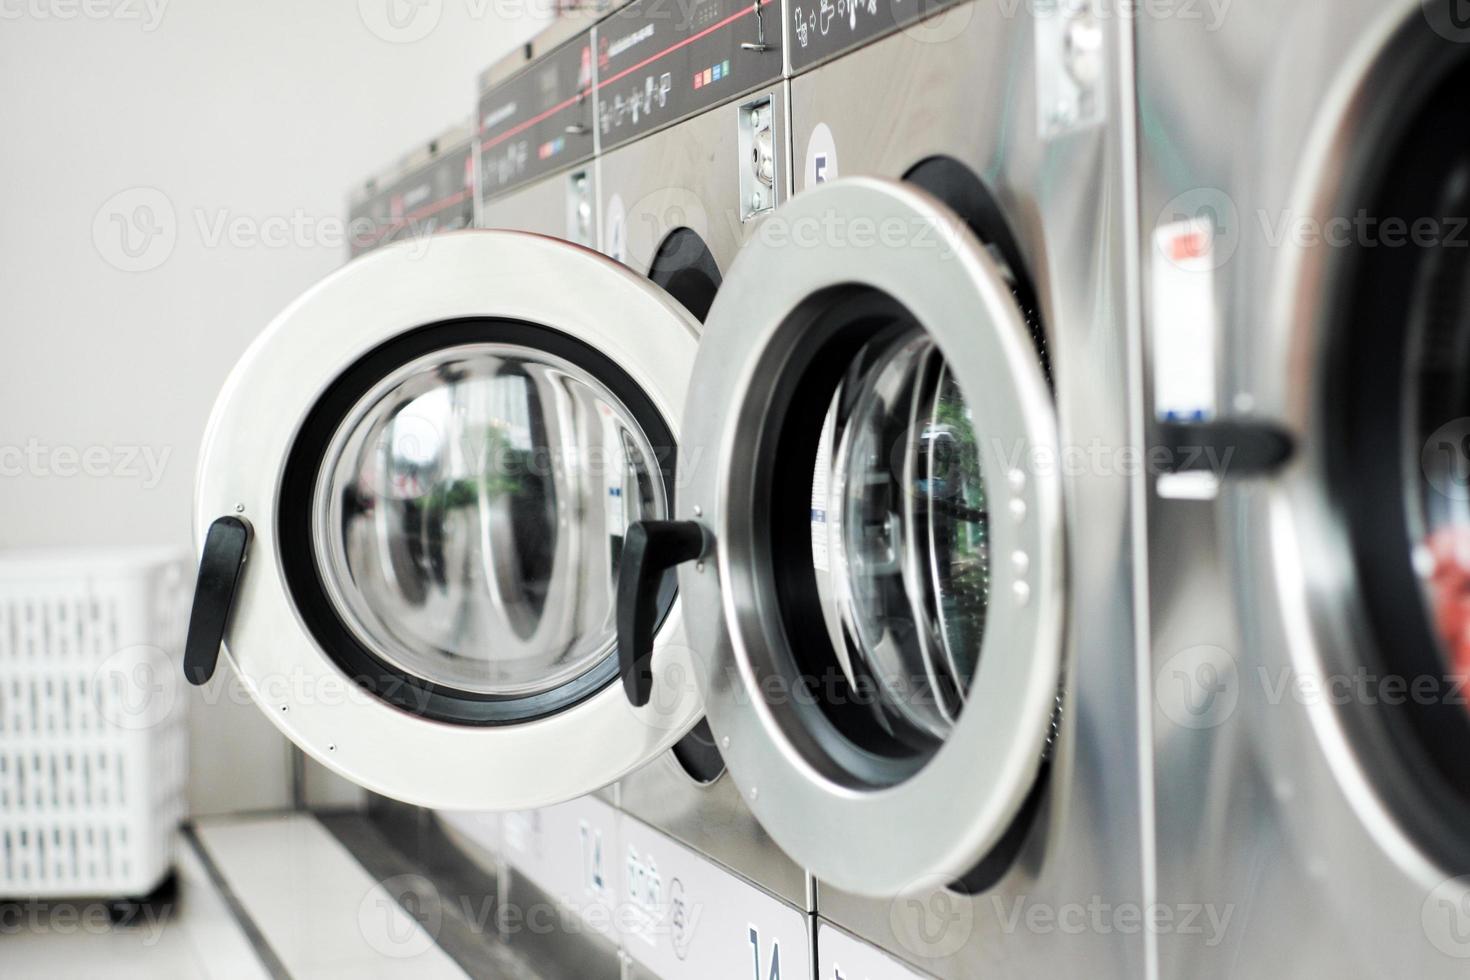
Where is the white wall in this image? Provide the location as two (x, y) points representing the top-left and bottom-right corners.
(0, 1), (545, 815)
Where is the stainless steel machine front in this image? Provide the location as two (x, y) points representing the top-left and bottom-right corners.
(591, 0), (810, 924)
(190, 2), (1147, 976)
(705, 1), (1143, 977)
(1141, 0), (1470, 976)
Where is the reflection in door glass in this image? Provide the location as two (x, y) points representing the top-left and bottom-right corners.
(313, 343), (666, 696)
(813, 331), (990, 745)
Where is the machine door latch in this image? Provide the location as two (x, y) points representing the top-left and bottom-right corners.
(1154, 418), (1295, 478)
(183, 516), (251, 686)
(616, 520), (709, 707)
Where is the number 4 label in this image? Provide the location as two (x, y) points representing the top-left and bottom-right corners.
(804, 123), (838, 192)
(749, 925), (782, 980)
(579, 821), (605, 895)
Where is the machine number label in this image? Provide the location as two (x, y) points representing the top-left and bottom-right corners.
(619, 815), (811, 979)
(503, 797), (621, 941)
(803, 122), (839, 194)
(1152, 216), (1222, 500)
(749, 924), (783, 980)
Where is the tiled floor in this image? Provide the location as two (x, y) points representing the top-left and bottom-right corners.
(1, 830), (272, 980)
(194, 813), (469, 980)
(1, 813), (471, 980)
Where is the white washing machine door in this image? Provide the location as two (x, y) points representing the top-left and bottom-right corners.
(620, 178), (1065, 897)
(186, 230), (705, 810)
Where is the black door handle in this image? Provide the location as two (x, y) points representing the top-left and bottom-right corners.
(1155, 418), (1295, 477)
(184, 516), (252, 686)
(616, 520), (708, 707)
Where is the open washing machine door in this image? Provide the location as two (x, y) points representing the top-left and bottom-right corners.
(184, 231), (705, 811)
(618, 177), (1065, 897)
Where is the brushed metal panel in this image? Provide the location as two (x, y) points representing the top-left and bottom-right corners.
(791, 5), (1146, 979)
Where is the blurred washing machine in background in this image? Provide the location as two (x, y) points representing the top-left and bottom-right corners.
(348, 123), (477, 259)
(477, 14), (601, 245)
(590, 0), (816, 955)
(611, 0), (1146, 975)
(1141, 1), (1470, 976)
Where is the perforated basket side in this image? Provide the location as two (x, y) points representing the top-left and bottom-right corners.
(0, 551), (188, 898)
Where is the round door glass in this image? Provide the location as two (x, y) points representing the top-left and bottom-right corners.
(812, 328), (990, 751)
(313, 343), (667, 696)
(1328, 52), (1470, 818)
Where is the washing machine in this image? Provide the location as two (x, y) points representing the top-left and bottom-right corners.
(610, 0), (1146, 976)
(477, 14), (600, 246)
(590, 0), (813, 933)
(182, 6), (1140, 980)
(1140, 1), (1470, 976)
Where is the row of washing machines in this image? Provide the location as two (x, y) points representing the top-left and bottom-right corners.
(183, 0), (1470, 976)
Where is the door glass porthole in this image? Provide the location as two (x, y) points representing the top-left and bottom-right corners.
(739, 284), (1038, 788)
(313, 342), (666, 697)
(277, 320), (679, 725)
(1329, 51), (1470, 824)
(811, 328), (991, 752)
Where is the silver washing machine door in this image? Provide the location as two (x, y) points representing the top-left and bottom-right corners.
(185, 230), (705, 810)
(619, 178), (1065, 897)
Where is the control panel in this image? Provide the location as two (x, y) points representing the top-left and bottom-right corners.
(788, 0), (955, 73)
(596, 0), (783, 153)
(478, 33), (597, 202)
(347, 138), (475, 258)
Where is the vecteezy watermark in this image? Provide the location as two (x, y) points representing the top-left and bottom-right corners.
(994, 896), (1235, 946)
(1423, 0), (1470, 44)
(1424, 877), (1470, 958)
(1255, 666), (1470, 711)
(358, 874), (443, 959)
(890, 876), (977, 958)
(750, 208), (965, 256)
(1258, 209), (1470, 251)
(1154, 653), (1470, 731)
(1158, 187), (1470, 272)
(0, 0), (169, 31)
(986, 436), (1242, 481)
(93, 187), (177, 273)
(0, 439), (171, 488)
(1002, 0), (1233, 32)
(93, 645), (181, 731)
(888, 884), (1236, 959)
(1156, 645), (1240, 730)
(0, 899), (171, 945)
(1157, 187), (1241, 270)
(193, 207), (412, 254)
(356, 873), (706, 958)
(357, 0), (575, 44)
(1423, 418), (1470, 501)
(93, 187), (440, 272)
(357, 0), (442, 43)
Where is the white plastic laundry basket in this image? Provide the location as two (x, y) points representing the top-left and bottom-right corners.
(0, 549), (189, 899)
